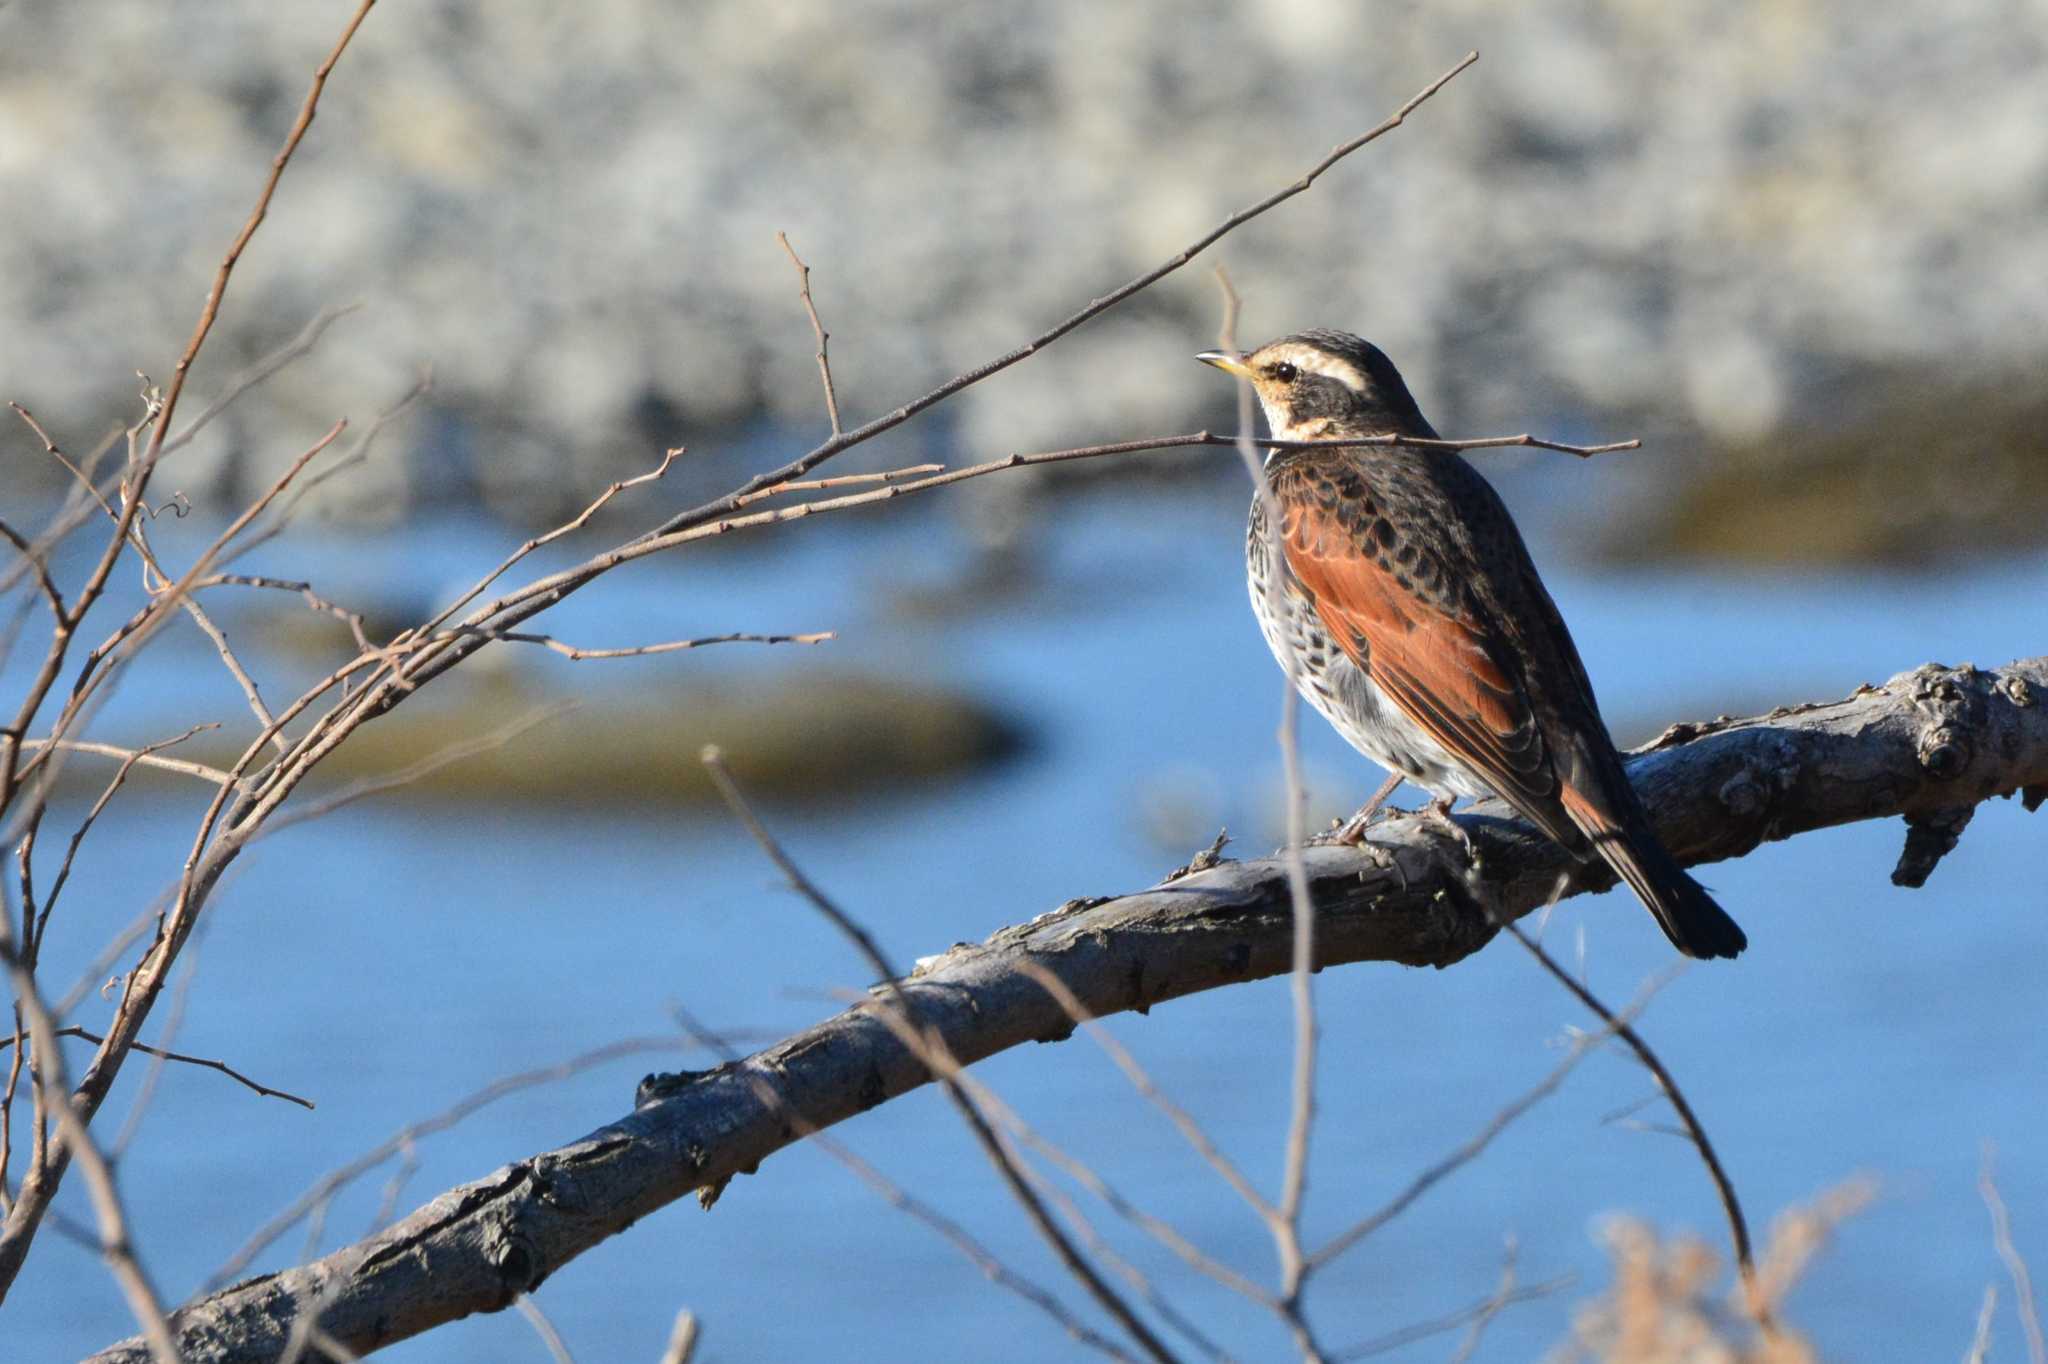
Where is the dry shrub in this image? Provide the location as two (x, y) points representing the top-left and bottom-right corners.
(1556, 1179), (1877, 1364)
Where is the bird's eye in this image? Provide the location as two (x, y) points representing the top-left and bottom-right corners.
(1268, 361), (1298, 384)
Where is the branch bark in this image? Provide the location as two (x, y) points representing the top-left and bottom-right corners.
(89, 656), (2048, 1363)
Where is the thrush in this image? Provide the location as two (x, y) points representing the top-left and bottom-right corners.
(1197, 329), (1747, 960)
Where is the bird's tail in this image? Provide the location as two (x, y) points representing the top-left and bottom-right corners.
(1559, 788), (1748, 960)
(1601, 830), (1748, 960)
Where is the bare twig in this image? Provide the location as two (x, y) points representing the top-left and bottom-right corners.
(514, 1295), (578, 1364)
(1967, 1285), (1998, 1364)
(668, 1005), (1147, 1364)
(776, 232), (842, 435)
(196, 575), (379, 654)
(0, 932), (179, 1361)
(11, 403), (115, 520)
(824, 982), (1249, 1353)
(624, 425), (1627, 556)
(0, 1027), (310, 1110)
(53, 900), (168, 1019)
(1983, 1144), (2046, 1364)
(109, 935), (209, 1160)
(731, 462), (944, 507)
(658, 1309), (700, 1364)
(1214, 267), (1322, 1362)
(0, 520), (65, 623)
(409, 446), (683, 645)
(1444, 1239), (1538, 1364)
(905, 1065), (1235, 1360)
(41, 417), (349, 788)
(1014, 960), (1272, 1220)
(1502, 920), (1762, 1324)
(253, 702), (574, 838)
(432, 627), (833, 662)
(1308, 966), (1673, 1274)
(229, 367), (433, 557)
(0, 420), (119, 602)
(173, 596), (288, 756)
(140, 1), (378, 466)
(306, 54), (1486, 768)
(10, 739), (243, 792)
(26, 724), (225, 958)
(640, 51), (1480, 546)
(160, 304), (363, 457)
(1331, 1250), (1568, 1361)
(700, 748), (1182, 1364)
(208, 1036), (693, 1288)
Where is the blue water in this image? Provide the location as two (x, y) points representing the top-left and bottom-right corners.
(7, 481), (2046, 1362)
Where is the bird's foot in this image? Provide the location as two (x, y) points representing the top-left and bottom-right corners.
(1423, 796), (1479, 867)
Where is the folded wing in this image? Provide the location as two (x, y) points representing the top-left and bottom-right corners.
(1273, 465), (1584, 852)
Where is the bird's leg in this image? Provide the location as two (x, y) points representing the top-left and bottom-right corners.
(1332, 770), (1408, 845)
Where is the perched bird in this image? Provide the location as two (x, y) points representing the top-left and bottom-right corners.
(1197, 330), (1746, 959)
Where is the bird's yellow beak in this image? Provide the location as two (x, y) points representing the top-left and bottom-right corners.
(1195, 349), (1254, 379)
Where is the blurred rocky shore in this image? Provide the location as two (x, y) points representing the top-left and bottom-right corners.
(3, 2), (2043, 561)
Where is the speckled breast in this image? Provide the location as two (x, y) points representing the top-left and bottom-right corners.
(1245, 494), (1493, 804)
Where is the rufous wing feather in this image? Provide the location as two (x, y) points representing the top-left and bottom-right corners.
(1275, 487), (1582, 850)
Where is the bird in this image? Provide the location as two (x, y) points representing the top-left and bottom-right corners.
(1197, 329), (1747, 960)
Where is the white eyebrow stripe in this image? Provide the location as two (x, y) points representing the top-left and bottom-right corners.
(1258, 342), (1369, 392)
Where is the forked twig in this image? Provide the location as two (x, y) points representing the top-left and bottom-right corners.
(586, 423), (1645, 566)
(25, 724), (224, 959)
(1014, 960), (1272, 1220)
(325, 53), (1486, 737)
(820, 983), (1246, 1354)
(638, 50), (1481, 546)
(1307, 965), (1674, 1274)
(198, 575), (379, 654)
(0, 936), (179, 1361)
(409, 446), (684, 645)
(668, 1006), (1146, 1364)
(1332, 1248), (1568, 1361)
(1982, 1144), (2046, 1364)
(1502, 920), (1762, 1325)
(700, 748), (1182, 1364)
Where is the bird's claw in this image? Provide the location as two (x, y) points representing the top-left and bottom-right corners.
(1424, 798), (1479, 866)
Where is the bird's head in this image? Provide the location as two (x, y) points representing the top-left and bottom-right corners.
(1197, 329), (1434, 445)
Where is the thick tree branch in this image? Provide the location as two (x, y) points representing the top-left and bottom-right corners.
(89, 656), (2048, 1362)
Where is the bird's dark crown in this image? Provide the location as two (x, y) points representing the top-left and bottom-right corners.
(1242, 330), (1436, 441)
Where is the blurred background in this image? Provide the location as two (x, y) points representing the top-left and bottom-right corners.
(4, 2), (2045, 1360)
